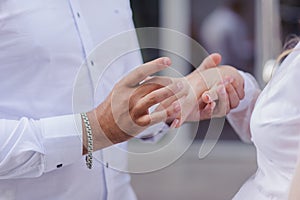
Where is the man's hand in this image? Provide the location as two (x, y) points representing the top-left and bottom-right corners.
(82, 57), (184, 154)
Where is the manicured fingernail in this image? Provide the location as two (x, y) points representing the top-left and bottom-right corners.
(163, 57), (171, 66)
(171, 119), (180, 129)
(204, 93), (212, 102)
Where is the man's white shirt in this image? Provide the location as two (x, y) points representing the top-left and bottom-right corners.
(0, 1), (168, 199)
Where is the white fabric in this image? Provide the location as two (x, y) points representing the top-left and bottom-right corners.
(228, 42), (300, 200)
(0, 1), (168, 200)
(227, 71), (261, 143)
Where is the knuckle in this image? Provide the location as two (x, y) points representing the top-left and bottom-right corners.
(114, 82), (123, 89)
(226, 84), (234, 92)
(134, 68), (145, 79)
(130, 108), (139, 120)
(148, 94), (160, 104)
(160, 89), (171, 99)
(166, 109), (172, 118)
(136, 71), (145, 79)
(136, 117), (150, 127)
(147, 96), (155, 104)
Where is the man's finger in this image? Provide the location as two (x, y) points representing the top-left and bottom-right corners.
(142, 76), (174, 87)
(122, 57), (172, 86)
(133, 81), (184, 117)
(172, 95), (195, 128)
(148, 103), (181, 126)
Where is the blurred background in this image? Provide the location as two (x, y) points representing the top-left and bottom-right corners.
(127, 0), (300, 199)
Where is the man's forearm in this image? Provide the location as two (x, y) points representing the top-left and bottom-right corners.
(82, 110), (118, 155)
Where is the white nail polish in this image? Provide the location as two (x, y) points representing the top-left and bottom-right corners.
(171, 119), (180, 129)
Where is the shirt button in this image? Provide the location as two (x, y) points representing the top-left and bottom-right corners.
(76, 12), (81, 18)
(90, 60), (94, 66)
(114, 9), (119, 14)
(57, 164), (63, 168)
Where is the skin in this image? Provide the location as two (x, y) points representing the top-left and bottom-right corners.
(82, 54), (244, 154)
(289, 162), (300, 200)
(155, 53), (245, 128)
(82, 57), (183, 154)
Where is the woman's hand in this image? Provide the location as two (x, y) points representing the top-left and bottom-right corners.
(190, 65), (245, 120)
(154, 54), (245, 128)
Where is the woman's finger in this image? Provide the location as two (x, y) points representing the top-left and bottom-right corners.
(200, 102), (216, 120)
(132, 81), (184, 118)
(148, 101), (182, 126)
(213, 84), (230, 117)
(231, 77), (245, 100)
(225, 82), (240, 109)
(197, 53), (222, 71)
(152, 80), (189, 112)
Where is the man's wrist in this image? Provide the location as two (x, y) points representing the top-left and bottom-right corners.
(81, 113), (93, 169)
(81, 114), (89, 155)
(82, 111), (110, 155)
(82, 109), (131, 154)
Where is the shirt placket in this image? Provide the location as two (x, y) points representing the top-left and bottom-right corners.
(68, 1), (93, 59)
(68, 1), (108, 200)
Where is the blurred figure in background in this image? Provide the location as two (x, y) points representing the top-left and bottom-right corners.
(200, 0), (253, 73)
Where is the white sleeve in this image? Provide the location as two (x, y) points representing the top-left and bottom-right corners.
(135, 104), (170, 143)
(226, 71), (261, 143)
(137, 122), (170, 143)
(0, 114), (83, 179)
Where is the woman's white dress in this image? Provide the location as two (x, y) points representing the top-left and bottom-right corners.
(227, 42), (300, 200)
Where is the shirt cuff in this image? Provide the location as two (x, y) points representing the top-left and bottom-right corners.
(231, 70), (260, 113)
(40, 114), (83, 173)
(138, 122), (170, 143)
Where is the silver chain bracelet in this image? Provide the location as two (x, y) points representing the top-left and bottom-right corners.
(81, 113), (93, 169)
